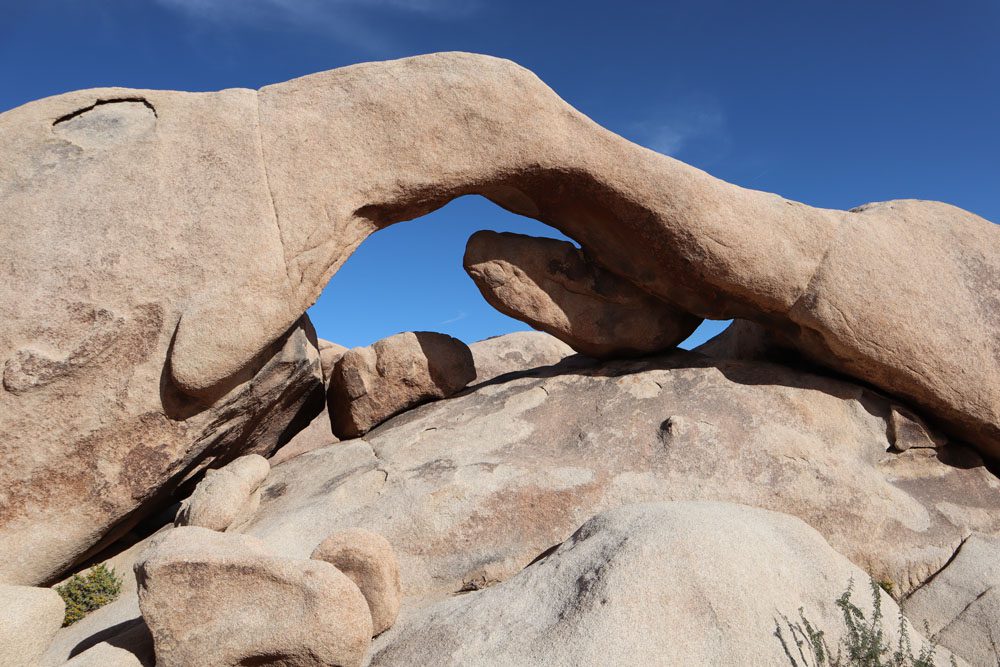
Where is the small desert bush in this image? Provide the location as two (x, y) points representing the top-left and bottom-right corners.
(55, 563), (123, 626)
(774, 578), (956, 667)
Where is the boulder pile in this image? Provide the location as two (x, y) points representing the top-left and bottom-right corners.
(0, 52), (996, 665)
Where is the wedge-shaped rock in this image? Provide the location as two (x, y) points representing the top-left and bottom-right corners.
(136, 527), (372, 667)
(327, 332), (475, 438)
(312, 528), (402, 636)
(464, 231), (701, 357)
(175, 454), (271, 531)
(369, 502), (959, 665)
(0, 584), (64, 666)
(63, 642), (144, 667)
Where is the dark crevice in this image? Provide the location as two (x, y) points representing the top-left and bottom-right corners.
(902, 534), (971, 601)
(53, 97), (157, 125)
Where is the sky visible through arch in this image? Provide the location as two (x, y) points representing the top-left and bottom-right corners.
(3, 1), (997, 349)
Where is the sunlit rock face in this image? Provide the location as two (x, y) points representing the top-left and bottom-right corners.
(0, 51), (997, 588)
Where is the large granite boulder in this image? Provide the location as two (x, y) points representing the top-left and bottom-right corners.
(0, 584), (65, 666)
(135, 527), (373, 667)
(2, 52), (996, 589)
(174, 454), (271, 532)
(243, 353), (1000, 611)
(463, 230), (701, 357)
(327, 332), (475, 438)
(369, 502), (957, 666)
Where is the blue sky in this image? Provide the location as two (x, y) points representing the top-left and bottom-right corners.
(3, 1), (997, 349)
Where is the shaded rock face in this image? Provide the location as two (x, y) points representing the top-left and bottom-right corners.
(327, 332), (476, 438)
(369, 502), (952, 666)
(468, 331), (577, 385)
(0, 310), (323, 586)
(464, 230), (701, 357)
(1, 51), (997, 586)
(135, 527), (372, 667)
(243, 353), (1000, 607)
(903, 533), (1000, 666)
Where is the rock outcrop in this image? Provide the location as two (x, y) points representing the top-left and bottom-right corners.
(369, 502), (955, 666)
(0, 584), (64, 666)
(311, 528), (402, 636)
(468, 331), (577, 385)
(903, 533), (1000, 666)
(174, 454), (271, 531)
(245, 353), (1000, 606)
(464, 231), (701, 357)
(135, 527), (372, 667)
(327, 331), (476, 438)
(2, 52), (998, 588)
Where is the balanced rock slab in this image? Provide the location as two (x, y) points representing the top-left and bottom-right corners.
(327, 332), (475, 438)
(464, 230), (701, 358)
(136, 526), (372, 667)
(370, 502), (955, 666)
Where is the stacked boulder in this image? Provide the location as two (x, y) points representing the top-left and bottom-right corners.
(135, 526), (401, 667)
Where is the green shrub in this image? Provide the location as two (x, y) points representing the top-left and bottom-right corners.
(55, 563), (123, 626)
(774, 578), (956, 667)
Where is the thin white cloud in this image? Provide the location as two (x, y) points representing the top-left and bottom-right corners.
(634, 97), (728, 160)
(439, 312), (467, 325)
(154, 0), (479, 51)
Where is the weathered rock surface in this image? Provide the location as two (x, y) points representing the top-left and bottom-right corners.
(174, 454), (270, 531)
(0, 584), (64, 666)
(468, 331), (577, 385)
(370, 502), (957, 666)
(135, 526), (372, 667)
(63, 642), (144, 667)
(311, 528), (402, 636)
(0, 303), (322, 586)
(327, 331), (475, 438)
(2, 51), (997, 586)
(464, 231), (701, 357)
(243, 353), (1000, 608)
(903, 533), (1000, 666)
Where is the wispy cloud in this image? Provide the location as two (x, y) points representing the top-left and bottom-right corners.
(439, 312), (467, 325)
(154, 0), (479, 52)
(633, 96), (730, 163)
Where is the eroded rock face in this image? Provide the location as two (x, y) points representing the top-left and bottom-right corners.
(464, 231), (701, 357)
(0, 584), (65, 666)
(903, 533), (1000, 666)
(369, 502), (955, 666)
(311, 528), (402, 636)
(174, 454), (271, 532)
(468, 331), (578, 385)
(135, 527), (372, 667)
(243, 353), (1000, 606)
(0, 310), (322, 586)
(327, 332), (476, 438)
